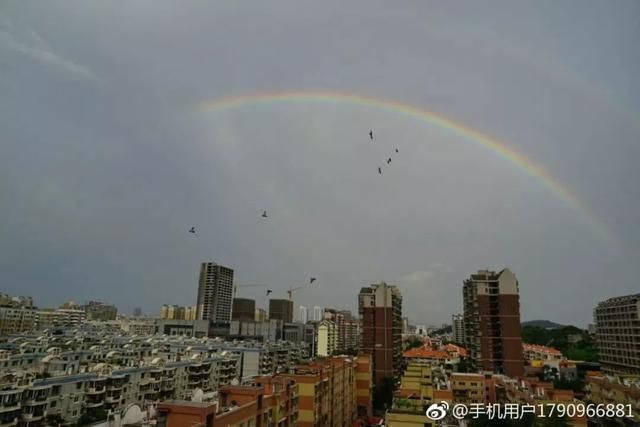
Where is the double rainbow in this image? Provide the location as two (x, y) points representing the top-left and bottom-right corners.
(196, 91), (612, 243)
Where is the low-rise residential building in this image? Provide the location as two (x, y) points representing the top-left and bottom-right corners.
(523, 343), (564, 361)
(35, 308), (86, 329)
(157, 376), (299, 427)
(0, 305), (37, 335)
(0, 326), (310, 426)
(403, 347), (450, 366)
(585, 373), (640, 422)
(385, 362), (450, 427)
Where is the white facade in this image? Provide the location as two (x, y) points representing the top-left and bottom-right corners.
(298, 306), (308, 323)
(312, 306), (324, 322)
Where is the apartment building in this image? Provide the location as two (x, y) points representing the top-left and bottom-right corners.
(463, 268), (524, 377)
(35, 309), (86, 329)
(298, 306), (308, 323)
(281, 355), (372, 427)
(161, 304), (197, 320)
(594, 293), (640, 376)
(358, 282), (403, 390)
(522, 343), (563, 362)
(385, 362), (440, 427)
(157, 376), (299, 427)
(254, 308), (267, 322)
(312, 306), (323, 322)
(0, 325), (312, 426)
(84, 301), (117, 321)
(197, 262), (234, 322)
(450, 373), (487, 405)
(585, 374), (640, 422)
(232, 298), (256, 321)
(0, 306), (36, 335)
(452, 313), (465, 345)
(317, 320), (337, 357)
(268, 299), (293, 324)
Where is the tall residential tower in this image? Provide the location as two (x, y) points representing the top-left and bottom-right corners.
(196, 262), (234, 322)
(358, 282), (403, 389)
(463, 268), (524, 378)
(594, 293), (640, 376)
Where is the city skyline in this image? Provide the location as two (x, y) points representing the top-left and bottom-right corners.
(2, 2), (640, 327)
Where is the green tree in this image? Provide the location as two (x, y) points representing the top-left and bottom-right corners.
(46, 414), (66, 426)
(76, 408), (107, 427)
(373, 377), (395, 411)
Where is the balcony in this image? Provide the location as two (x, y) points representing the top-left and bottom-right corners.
(0, 413), (18, 427)
(105, 395), (120, 404)
(20, 409), (46, 422)
(83, 400), (104, 409)
(85, 386), (106, 395)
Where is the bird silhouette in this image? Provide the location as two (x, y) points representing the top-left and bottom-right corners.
(387, 158), (392, 164)
(266, 289), (272, 296)
(369, 130), (373, 140)
(378, 167), (382, 175)
(262, 210), (268, 218)
(188, 227), (196, 234)
(310, 277), (317, 284)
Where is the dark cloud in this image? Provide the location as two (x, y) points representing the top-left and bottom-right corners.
(1, 1), (639, 326)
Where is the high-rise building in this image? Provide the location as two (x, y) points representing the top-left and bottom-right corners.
(232, 298), (256, 321)
(133, 307), (142, 317)
(358, 282), (403, 390)
(594, 293), (640, 376)
(463, 268), (524, 378)
(196, 262), (234, 322)
(298, 305), (308, 323)
(184, 305), (197, 320)
(269, 299), (293, 323)
(84, 301), (117, 321)
(317, 320), (337, 357)
(313, 306), (324, 321)
(255, 308), (267, 322)
(452, 313), (465, 344)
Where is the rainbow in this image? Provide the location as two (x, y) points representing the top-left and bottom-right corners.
(196, 91), (613, 242)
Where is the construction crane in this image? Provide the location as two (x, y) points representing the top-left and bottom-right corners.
(233, 284), (266, 298)
(287, 286), (305, 301)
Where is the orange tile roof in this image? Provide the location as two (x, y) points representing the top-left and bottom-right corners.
(442, 343), (468, 357)
(523, 343), (562, 355)
(403, 348), (449, 359)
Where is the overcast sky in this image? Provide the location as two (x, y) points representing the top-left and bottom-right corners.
(1, 1), (639, 327)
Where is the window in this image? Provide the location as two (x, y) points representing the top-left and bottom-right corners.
(50, 400), (57, 408)
(72, 410), (78, 416)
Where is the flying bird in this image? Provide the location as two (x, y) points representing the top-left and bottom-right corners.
(188, 227), (196, 234)
(262, 210), (268, 218)
(266, 289), (272, 296)
(310, 277), (316, 284)
(395, 148), (399, 153)
(387, 158), (392, 164)
(369, 130), (373, 140)
(378, 167), (382, 175)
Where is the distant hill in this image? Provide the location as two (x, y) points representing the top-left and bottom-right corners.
(522, 320), (565, 329)
(521, 323), (597, 362)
